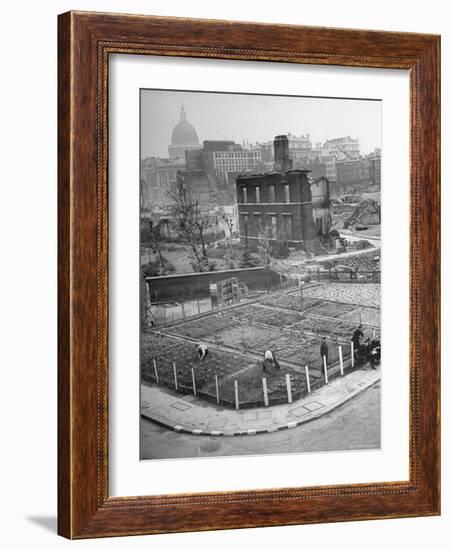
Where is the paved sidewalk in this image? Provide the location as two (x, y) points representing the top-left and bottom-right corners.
(141, 367), (381, 436)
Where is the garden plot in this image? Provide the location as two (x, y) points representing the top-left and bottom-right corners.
(339, 306), (380, 327)
(301, 301), (358, 319)
(301, 301), (380, 329)
(203, 363), (310, 406)
(292, 317), (359, 340)
(203, 324), (278, 354)
(144, 280), (380, 408)
(262, 293), (322, 312)
(302, 283), (380, 308)
(174, 315), (237, 340)
(273, 332), (344, 367)
(141, 332), (251, 390)
(222, 304), (304, 327)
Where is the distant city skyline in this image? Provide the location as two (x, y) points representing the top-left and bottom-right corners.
(141, 89), (381, 159)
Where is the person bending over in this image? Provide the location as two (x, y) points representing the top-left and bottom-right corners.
(196, 343), (209, 361)
(263, 349), (281, 372)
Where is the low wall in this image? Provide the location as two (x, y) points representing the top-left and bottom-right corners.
(146, 267), (286, 301)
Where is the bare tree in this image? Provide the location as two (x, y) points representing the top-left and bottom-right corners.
(148, 220), (167, 273)
(218, 208), (235, 268)
(257, 226), (272, 268)
(168, 178), (217, 272)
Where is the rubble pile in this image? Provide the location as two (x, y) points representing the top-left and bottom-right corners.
(344, 199), (381, 229)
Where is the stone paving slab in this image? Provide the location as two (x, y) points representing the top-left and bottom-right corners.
(141, 367), (381, 436)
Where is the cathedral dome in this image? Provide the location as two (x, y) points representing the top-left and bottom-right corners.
(171, 104), (199, 147)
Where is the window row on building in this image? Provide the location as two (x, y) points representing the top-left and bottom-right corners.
(238, 183), (291, 204)
(240, 212), (293, 240)
(213, 151), (262, 160)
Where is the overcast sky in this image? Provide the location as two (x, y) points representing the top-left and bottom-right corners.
(140, 89), (381, 159)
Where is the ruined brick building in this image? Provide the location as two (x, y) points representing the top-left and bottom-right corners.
(236, 135), (332, 255)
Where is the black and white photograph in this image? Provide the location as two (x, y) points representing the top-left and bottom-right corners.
(140, 89), (382, 460)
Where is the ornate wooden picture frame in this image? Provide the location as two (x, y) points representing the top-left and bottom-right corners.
(58, 11), (440, 539)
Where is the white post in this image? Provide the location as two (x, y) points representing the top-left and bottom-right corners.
(323, 355), (329, 384)
(262, 378), (269, 407)
(351, 341), (355, 367)
(215, 374), (220, 404)
(339, 345), (344, 376)
(373, 329), (376, 340)
(191, 368), (197, 396)
(305, 365), (311, 394)
(234, 380), (239, 410)
(173, 362), (178, 390)
(153, 358), (159, 384)
(286, 373), (293, 404)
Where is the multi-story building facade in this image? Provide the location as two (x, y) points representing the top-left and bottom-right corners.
(262, 133), (320, 166)
(186, 140), (263, 205)
(368, 149), (381, 187)
(286, 132), (312, 158)
(235, 135), (331, 255)
(322, 136), (360, 159)
(336, 158), (370, 187)
(335, 149), (381, 194)
(176, 169), (218, 207)
(141, 157), (186, 212)
(319, 153), (337, 184)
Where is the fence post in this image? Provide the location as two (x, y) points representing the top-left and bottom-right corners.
(351, 341), (355, 368)
(197, 297), (200, 314)
(305, 365), (311, 394)
(262, 378), (269, 407)
(234, 380), (239, 410)
(181, 300), (186, 319)
(373, 329), (376, 340)
(215, 374), (220, 405)
(317, 267), (320, 281)
(323, 355), (329, 384)
(339, 345), (344, 376)
(173, 362), (178, 390)
(153, 358), (159, 384)
(285, 373), (293, 404)
(191, 368), (197, 396)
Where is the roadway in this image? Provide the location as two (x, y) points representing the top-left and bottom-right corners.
(140, 381), (380, 459)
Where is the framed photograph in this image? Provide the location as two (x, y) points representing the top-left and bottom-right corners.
(58, 11), (440, 538)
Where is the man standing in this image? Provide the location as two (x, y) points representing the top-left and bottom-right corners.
(320, 337), (329, 364)
(368, 338), (381, 370)
(352, 324), (364, 352)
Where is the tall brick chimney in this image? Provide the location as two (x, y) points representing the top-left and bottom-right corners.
(273, 135), (292, 172)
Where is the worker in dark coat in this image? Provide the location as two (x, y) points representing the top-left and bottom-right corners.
(352, 324), (364, 351)
(320, 337), (329, 364)
(368, 338), (381, 369)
